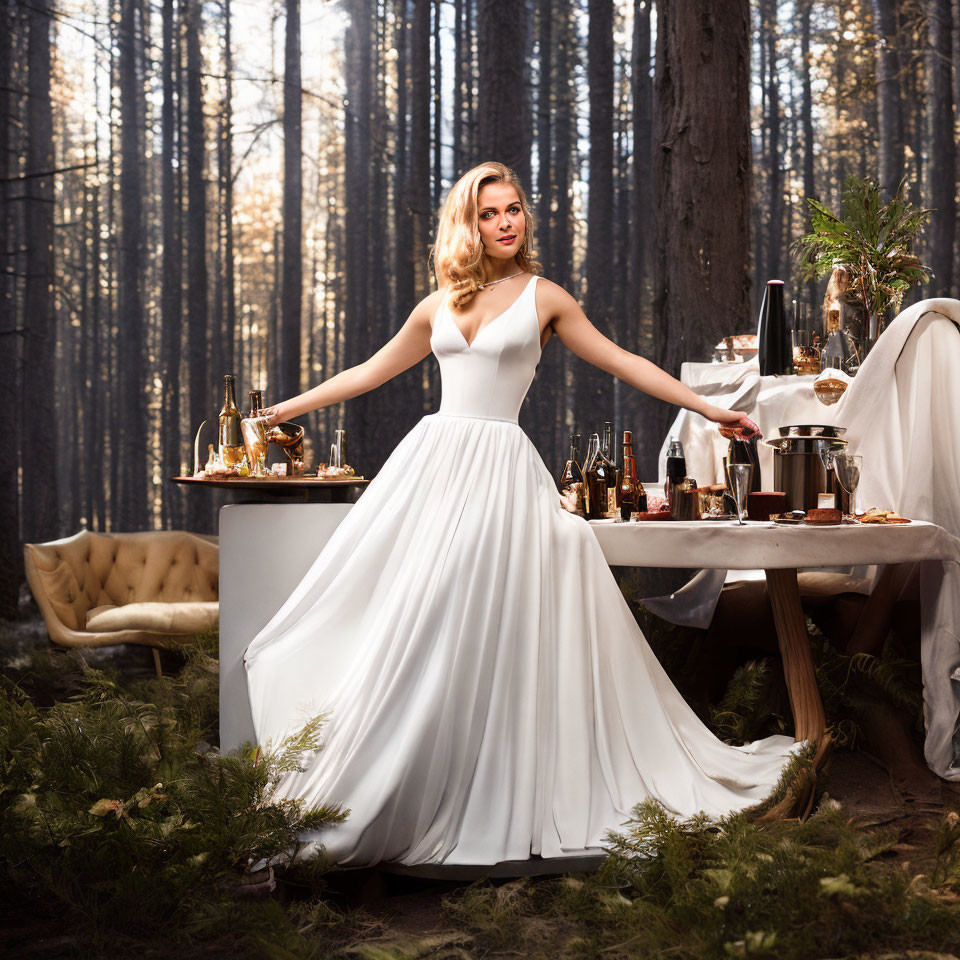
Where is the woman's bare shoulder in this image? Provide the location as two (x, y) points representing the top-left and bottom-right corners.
(533, 276), (579, 319)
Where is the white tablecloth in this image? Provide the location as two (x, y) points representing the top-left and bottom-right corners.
(651, 298), (960, 781)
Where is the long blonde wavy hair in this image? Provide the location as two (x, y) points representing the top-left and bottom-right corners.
(431, 161), (541, 310)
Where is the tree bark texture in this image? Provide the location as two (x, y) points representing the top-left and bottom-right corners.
(653, 0), (751, 380)
(281, 0), (303, 400)
(925, 0), (955, 296)
(21, 0), (60, 544)
(477, 0), (530, 187)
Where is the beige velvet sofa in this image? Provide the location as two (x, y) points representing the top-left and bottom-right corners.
(24, 530), (219, 657)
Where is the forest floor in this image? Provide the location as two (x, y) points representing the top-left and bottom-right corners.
(3, 598), (960, 960)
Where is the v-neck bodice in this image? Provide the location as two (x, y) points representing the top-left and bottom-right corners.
(430, 275), (542, 424)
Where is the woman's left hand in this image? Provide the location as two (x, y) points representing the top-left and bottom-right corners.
(702, 404), (762, 441)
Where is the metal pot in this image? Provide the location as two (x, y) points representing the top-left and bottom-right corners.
(764, 434), (848, 512)
(777, 424), (847, 439)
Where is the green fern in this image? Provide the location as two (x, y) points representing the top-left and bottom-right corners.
(793, 175), (932, 316)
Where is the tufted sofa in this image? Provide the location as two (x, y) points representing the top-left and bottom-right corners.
(24, 530), (219, 651)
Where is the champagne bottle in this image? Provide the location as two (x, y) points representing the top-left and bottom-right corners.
(559, 433), (585, 515)
(600, 421), (618, 517)
(618, 431), (646, 520)
(588, 430), (617, 520)
(248, 389), (264, 418)
(757, 279), (791, 376)
(218, 375), (244, 467)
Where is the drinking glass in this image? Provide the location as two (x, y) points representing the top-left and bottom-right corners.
(833, 454), (862, 517)
(726, 462), (753, 525)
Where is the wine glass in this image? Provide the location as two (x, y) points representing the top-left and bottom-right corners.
(726, 462), (753, 525)
(833, 453), (862, 517)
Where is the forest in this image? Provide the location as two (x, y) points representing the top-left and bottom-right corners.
(2, 0), (958, 619)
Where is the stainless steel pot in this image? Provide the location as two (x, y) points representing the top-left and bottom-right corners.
(777, 424), (847, 439)
(764, 434), (848, 511)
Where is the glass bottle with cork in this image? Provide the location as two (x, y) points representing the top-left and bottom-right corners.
(218, 375), (244, 467)
(618, 431), (646, 521)
(558, 433), (585, 516)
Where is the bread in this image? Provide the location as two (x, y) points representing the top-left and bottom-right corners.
(806, 507), (841, 523)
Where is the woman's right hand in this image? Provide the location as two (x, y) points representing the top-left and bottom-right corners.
(260, 404), (287, 428)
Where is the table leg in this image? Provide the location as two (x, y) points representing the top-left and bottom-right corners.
(758, 567), (831, 822)
(764, 567), (826, 742)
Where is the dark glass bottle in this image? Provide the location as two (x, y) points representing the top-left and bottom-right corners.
(664, 437), (686, 517)
(218, 375), (244, 466)
(583, 434), (602, 520)
(757, 279), (791, 376)
(618, 431), (646, 520)
(248, 389), (264, 418)
(559, 433), (585, 515)
(599, 421), (618, 517)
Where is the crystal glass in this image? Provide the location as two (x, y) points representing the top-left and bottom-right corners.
(726, 462), (754, 525)
(833, 453), (862, 516)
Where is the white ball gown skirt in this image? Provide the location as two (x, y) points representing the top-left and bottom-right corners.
(243, 275), (806, 867)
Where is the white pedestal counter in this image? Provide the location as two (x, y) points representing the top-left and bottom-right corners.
(219, 502), (355, 754)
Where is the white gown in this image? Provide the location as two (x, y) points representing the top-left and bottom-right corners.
(243, 274), (806, 867)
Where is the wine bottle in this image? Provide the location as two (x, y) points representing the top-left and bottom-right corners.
(618, 431), (646, 520)
(583, 433), (606, 520)
(218, 375), (244, 467)
(599, 421), (619, 517)
(757, 279), (791, 376)
(248, 389), (264, 418)
(559, 433), (585, 516)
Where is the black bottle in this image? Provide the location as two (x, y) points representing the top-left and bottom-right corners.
(757, 279), (791, 376)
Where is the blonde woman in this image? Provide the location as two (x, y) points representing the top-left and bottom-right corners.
(245, 162), (801, 869)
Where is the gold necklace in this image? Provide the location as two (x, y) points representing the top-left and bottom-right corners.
(477, 270), (524, 290)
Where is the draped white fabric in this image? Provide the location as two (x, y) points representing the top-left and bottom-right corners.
(244, 275), (804, 867)
(657, 299), (960, 779)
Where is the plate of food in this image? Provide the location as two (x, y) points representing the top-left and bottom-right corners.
(803, 507), (843, 526)
(858, 508), (911, 524)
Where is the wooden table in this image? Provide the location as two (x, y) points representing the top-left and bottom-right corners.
(588, 518), (960, 818)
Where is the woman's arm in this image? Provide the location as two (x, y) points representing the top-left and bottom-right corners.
(539, 280), (760, 435)
(261, 290), (442, 425)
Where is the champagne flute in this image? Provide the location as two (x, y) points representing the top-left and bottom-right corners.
(833, 453), (862, 517)
(726, 462), (753, 525)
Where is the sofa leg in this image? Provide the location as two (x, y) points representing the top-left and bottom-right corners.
(152, 648), (163, 679)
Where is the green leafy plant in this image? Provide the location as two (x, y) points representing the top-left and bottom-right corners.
(793, 175), (932, 317)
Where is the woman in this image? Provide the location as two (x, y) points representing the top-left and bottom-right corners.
(244, 161), (804, 868)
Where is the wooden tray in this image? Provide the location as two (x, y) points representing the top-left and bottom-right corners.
(171, 475), (369, 491)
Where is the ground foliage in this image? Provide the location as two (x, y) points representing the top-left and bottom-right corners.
(2, 626), (959, 959)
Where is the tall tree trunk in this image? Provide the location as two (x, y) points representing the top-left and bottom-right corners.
(223, 0), (236, 382)
(874, 0), (904, 197)
(0, 0), (21, 613)
(21, 0), (60, 544)
(281, 0), (302, 399)
(184, 0), (210, 532)
(798, 0), (817, 307)
(117, 0), (148, 530)
(578, 0), (615, 426)
(477, 0), (530, 187)
(926, 0), (955, 295)
(160, 0), (182, 527)
(761, 0), (782, 283)
(552, 0), (574, 292)
(536, 0), (553, 276)
(394, 0), (414, 315)
(631, 0), (653, 350)
(653, 0), (751, 433)
(453, 0), (465, 177)
(407, 0), (432, 306)
(432, 0), (442, 207)
(343, 0), (374, 459)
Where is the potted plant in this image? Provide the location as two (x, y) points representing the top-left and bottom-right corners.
(793, 175), (932, 345)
